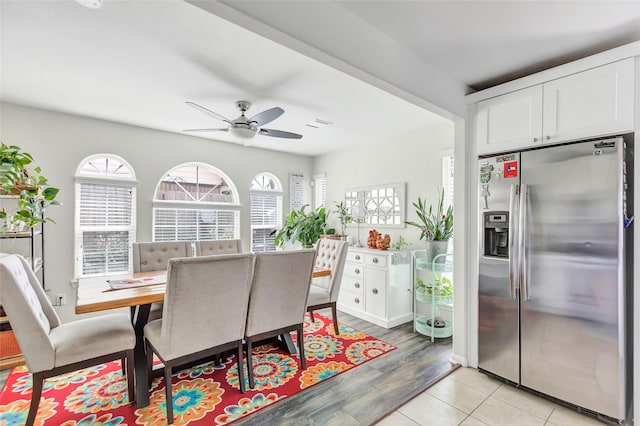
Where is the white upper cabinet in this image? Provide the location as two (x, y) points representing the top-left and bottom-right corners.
(476, 85), (543, 155)
(475, 58), (635, 156)
(542, 58), (635, 144)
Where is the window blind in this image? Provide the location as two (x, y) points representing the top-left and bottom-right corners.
(442, 155), (455, 210)
(153, 208), (239, 241)
(76, 182), (135, 276)
(313, 174), (327, 209)
(250, 192), (282, 252)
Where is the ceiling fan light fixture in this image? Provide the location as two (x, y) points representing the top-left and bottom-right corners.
(229, 123), (257, 139)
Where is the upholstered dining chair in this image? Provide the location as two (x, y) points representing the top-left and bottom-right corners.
(0, 254), (136, 426)
(195, 239), (242, 256)
(143, 253), (254, 424)
(132, 241), (193, 322)
(306, 238), (348, 335)
(245, 249), (316, 389)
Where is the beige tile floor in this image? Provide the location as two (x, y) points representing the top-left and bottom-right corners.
(376, 367), (607, 426)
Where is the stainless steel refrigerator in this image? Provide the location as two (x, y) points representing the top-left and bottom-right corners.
(478, 135), (633, 422)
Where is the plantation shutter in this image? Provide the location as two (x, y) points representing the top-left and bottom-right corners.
(76, 182), (136, 276)
(313, 173), (327, 209)
(154, 207), (239, 242)
(250, 190), (282, 252)
(442, 154), (454, 210)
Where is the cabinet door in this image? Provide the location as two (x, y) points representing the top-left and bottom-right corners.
(365, 267), (387, 318)
(476, 85), (543, 155)
(543, 58), (634, 144)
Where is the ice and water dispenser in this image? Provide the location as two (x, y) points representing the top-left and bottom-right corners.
(483, 211), (509, 258)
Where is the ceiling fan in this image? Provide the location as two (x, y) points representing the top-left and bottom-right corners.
(183, 101), (303, 140)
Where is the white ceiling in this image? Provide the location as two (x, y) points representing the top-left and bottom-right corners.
(2, 1), (640, 157)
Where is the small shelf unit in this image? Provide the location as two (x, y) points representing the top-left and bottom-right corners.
(0, 195), (46, 369)
(412, 250), (453, 342)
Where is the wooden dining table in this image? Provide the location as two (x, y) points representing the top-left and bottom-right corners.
(76, 266), (331, 408)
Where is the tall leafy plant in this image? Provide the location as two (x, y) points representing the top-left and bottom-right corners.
(333, 200), (352, 235)
(273, 204), (332, 248)
(405, 188), (453, 241)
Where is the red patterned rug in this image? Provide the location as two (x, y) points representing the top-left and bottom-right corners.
(0, 313), (395, 425)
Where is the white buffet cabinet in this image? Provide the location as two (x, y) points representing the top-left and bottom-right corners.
(337, 247), (412, 328)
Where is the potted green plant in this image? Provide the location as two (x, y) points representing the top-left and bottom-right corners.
(272, 204), (333, 248)
(0, 142), (60, 232)
(415, 275), (453, 304)
(405, 187), (453, 263)
(333, 201), (352, 239)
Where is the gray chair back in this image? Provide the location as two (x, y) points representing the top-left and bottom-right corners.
(132, 241), (193, 272)
(160, 253), (254, 360)
(313, 239), (348, 302)
(195, 239), (242, 256)
(0, 254), (59, 372)
(245, 249), (316, 337)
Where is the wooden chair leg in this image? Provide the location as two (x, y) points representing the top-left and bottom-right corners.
(236, 341), (246, 394)
(331, 303), (340, 335)
(308, 310), (315, 322)
(297, 326), (306, 369)
(164, 362), (174, 424)
(121, 357), (126, 377)
(146, 340), (154, 388)
(246, 339), (255, 389)
(26, 371), (44, 426)
(126, 349), (135, 404)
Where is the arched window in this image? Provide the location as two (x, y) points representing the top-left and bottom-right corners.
(250, 173), (282, 252)
(153, 163), (240, 241)
(75, 154), (137, 277)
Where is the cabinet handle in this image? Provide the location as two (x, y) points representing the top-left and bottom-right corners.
(354, 282), (360, 288)
(372, 288), (378, 295)
(355, 268), (360, 274)
(354, 298), (360, 304)
(533, 137), (538, 142)
(355, 255), (361, 260)
(546, 135), (551, 140)
(372, 257), (378, 264)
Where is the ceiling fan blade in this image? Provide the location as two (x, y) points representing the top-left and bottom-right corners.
(183, 128), (230, 133)
(249, 107), (284, 126)
(259, 128), (303, 139)
(185, 101), (233, 124)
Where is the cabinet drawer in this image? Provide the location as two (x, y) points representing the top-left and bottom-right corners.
(343, 262), (364, 278)
(365, 254), (387, 268)
(341, 275), (364, 296)
(346, 251), (365, 263)
(339, 289), (364, 310)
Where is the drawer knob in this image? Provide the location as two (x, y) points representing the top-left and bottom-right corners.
(372, 288), (378, 295)
(546, 135), (551, 140)
(355, 282), (360, 288)
(354, 298), (360, 304)
(372, 257), (378, 264)
(355, 255), (361, 260)
(355, 268), (360, 274)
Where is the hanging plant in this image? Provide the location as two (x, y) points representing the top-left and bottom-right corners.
(0, 142), (61, 231)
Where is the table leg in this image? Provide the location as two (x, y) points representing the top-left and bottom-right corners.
(133, 304), (151, 408)
(279, 333), (297, 355)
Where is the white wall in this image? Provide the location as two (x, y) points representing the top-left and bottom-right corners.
(313, 120), (455, 249)
(0, 102), (314, 322)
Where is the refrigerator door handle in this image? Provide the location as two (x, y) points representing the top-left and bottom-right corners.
(519, 183), (529, 301)
(508, 183), (519, 299)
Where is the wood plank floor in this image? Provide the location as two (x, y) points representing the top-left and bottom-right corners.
(0, 309), (455, 425)
(233, 309), (455, 426)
